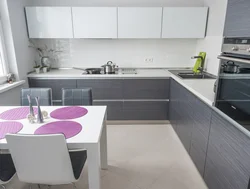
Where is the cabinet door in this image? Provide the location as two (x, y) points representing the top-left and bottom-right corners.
(25, 7), (73, 38)
(123, 101), (169, 120)
(162, 7), (208, 38)
(72, 7), (117, 38)
(28, 78), (76, 102)
(93, 101), (123, 120)
(189, 98), (212, 176)
(224, 0), (250, 37)
(204, 111), (250, 189)
(123, 79), (170, 99)
(118, 7), (162, 38)
(77, 79), (123, 100)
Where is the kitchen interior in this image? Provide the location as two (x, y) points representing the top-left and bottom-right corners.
(0, 0), (250, 189)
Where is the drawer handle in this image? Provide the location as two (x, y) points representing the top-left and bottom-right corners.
(231, 105), (236, 110)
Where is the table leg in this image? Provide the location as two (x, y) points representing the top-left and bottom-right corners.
(85, 143), (101, 189)
(100, 117), (108, 169)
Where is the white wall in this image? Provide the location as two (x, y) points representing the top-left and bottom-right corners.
(195, 0), (228, 75)
(7, 0), (36, 80)
(32, 39), (198, 68)
(0, 85), (24, 105)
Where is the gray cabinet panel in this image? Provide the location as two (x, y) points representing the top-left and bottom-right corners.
(204, 111), (250, 189)
(28, 78), (76, 101)
(77, 79), (123, 99)
(123, 101), (169, 120)
(224, 0), (250, 37)
(93, 101), (123, 120)
(123, 79), (170, 99)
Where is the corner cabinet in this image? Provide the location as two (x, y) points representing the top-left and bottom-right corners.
(118, 7), (162, 38)
(25, 7), (73, 38)
(162, 7), (208, 38)
(169, 78), (250, 189)
(72, 7), (118, 38)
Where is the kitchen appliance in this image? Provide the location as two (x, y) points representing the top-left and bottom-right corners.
(222, 61), (239, 73)
(102, 61), (117, 74)
(215, 37), (250, 131)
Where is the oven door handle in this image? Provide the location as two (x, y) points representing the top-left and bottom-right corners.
(218, 55), (250, 64)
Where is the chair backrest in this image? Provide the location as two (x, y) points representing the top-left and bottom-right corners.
(62, 88), (93, 106)
(6, 134), (76, 185)
(21, 88), (52, 106)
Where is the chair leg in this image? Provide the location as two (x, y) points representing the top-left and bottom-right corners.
(0, 185), (6, 189)
(38, 184), (41, 189)
(29, 185), (32, 189)
(71, 183), (77, 189)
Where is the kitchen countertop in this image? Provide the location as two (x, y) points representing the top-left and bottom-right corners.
(27, 68), (172, 79)
(28, 68), (216, 106)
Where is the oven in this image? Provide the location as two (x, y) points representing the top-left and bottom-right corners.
(215, 38), (250, 132)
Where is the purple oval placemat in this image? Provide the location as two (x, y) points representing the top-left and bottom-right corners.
(0, 107), (38, 120)
(34, 121), (82, 139)
(0, 122), (23, 140)
(50, 107), (88, 120)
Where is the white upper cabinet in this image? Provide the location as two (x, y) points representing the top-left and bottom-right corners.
(162, 7), (208, 38)
(25, 7), (73, 38)
(72, 7), (117, 38)
(118, 7), (162, 38)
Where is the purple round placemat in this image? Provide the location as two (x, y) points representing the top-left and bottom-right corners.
(0, 107), (38, 120)
(0, 122), (23, 140)
(34, 121), (82, 139)
(50, 106), (88, 120)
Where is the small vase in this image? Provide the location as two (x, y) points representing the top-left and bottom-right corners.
(35, 68), (40, 74)
(43, 67), (48, 73)
(35, 97), (44, 123)
(41, 56), (51, 71)
(27, 95), (35, 117)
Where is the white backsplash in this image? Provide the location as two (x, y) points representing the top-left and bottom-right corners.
(32, 39), (198, 68)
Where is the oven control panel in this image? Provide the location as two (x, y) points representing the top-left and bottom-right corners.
(223, 38), (250, 55)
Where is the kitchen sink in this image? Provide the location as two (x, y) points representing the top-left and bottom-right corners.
(177, 72), (215, 79)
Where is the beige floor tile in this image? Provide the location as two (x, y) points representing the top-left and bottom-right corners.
(6, 124), (207, 189)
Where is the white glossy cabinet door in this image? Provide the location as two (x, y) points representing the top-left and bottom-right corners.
(162, 7), (208, 38)
(72, 7), (117, 38)
(118, 7), (162, 38)
(25, 7), (73, 38)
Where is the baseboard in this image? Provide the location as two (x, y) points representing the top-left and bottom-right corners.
(106, 120), (170, 125)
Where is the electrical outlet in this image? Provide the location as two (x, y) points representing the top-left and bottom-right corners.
(144, 57), (154, 63)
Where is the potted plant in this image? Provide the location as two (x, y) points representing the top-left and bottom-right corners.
(42, 66), (48, 73)
(34, 62), (41, 74)
(29, 41), (63, 71)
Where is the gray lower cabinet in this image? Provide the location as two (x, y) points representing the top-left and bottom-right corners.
(76, 79), (123, 100)
(123, 79), (170, 99)
(123, 101), (168, 120)
(169, 79), (212, 176)
(204, 111), (250, 189)
(224, 0), (250, 37)
(93, 101), (123, 120)
(28, 78), (77, 105)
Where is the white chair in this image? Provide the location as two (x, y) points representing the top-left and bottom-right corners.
(0, 150), (16, 189)
(5, 134), (87, 188)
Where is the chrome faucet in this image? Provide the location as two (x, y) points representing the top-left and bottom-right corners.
(191, 56), (205, 74)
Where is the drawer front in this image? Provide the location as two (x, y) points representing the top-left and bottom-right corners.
(123, 101), (169, 120)
(28, 78), (77, 101)
(204, 111), (250, 189)
(93, 101), (123, 120)
(77, 79), (123, 100)
(123, 79), (170, 99)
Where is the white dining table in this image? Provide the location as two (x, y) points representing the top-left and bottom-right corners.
(0, 106), (108, 189)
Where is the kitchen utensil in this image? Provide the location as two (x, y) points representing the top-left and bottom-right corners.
(85, 68), (102, 74)
(102, 61), (117, 74)
(222, 61), (239, 73)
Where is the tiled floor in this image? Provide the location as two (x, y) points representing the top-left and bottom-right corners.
(7, 124), (208, 189)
